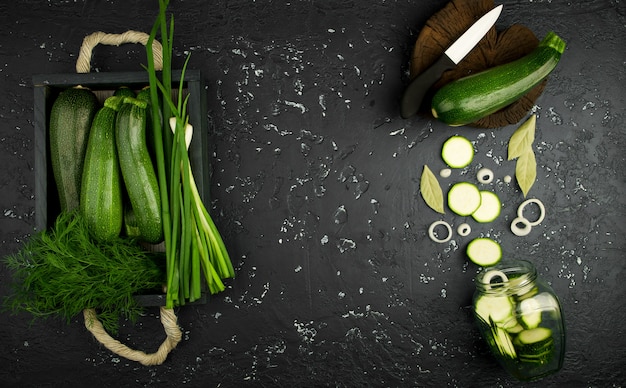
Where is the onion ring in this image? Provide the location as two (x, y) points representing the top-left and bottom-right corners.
(511, 216), (532, 237)
(477, 168), (494, 184)
(481, 269), (509, 289)
(428, 220), (453, 243)
(517, 198), (546, 226)
(457, 223), (472, 237)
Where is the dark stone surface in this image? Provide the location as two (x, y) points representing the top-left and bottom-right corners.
(1, 0), (624, 387)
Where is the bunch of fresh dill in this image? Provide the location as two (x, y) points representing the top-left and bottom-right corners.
(2, 211), (165, 334)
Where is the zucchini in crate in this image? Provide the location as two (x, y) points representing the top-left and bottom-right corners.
(80, 95), (125, 241)
(49, 86), (99, 212)
(113, 86), (136, 98)
(116, 94), (163, 244)
(431, 32), (566, 126)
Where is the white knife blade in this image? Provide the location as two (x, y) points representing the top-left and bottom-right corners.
(400, 4), (503, 119)
(446, 4), (503, 64)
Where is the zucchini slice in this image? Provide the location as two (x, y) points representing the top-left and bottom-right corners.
(518, 296), (543, 329)
(471, 191), (502, 223)
(441, 135), (474, 168)
(475, 294), (514, 324)
(493, 326), (517, 359)
(448, 182), (481, 216)
(467, 237), (502, 266)
(516, 327), (553, 344)
(514, 327), (554, 362)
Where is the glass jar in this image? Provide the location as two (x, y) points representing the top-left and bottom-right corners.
(472, 260), (566, 381)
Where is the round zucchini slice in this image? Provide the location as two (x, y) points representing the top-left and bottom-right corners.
(472, 191), (502, 223)
(467, 237), (502, 266)
(448, 182), (481, 216)
(441, 135), (474, 168)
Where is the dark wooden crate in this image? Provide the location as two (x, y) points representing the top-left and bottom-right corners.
(32, 70), (210, 306)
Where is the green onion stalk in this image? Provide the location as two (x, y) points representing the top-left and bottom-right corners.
(146, 0), (234, 308)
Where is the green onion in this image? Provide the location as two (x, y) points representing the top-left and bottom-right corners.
(146, 0), (234, 308)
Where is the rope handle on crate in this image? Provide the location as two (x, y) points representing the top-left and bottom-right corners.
(76, 30), (163, 73)
(83, 307), (182, 366)
(77, 30), (177, 365)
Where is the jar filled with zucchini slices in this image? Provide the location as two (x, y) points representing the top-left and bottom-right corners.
(472, 260), (565, 381)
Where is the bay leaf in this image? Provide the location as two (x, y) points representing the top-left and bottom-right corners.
(420, 165), (445, 214)
(508, 114), (536, 160)
(516, 149), (537, 197)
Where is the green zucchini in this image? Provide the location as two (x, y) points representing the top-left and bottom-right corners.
(431, 31), (566, 126)
(49, 86), (99, 212)
(518, 296), (543, 329)
(123, 206), (141, 238)
(448, 182), (481, 216)
(80, 96), (124, 241)
(515, 327), (553, 349)
(514, 327), (554, 363)
(472, 191), (502, 223)
(113, 86), (136, 98)
(441, 135), (474, 168)
(474, 294), (514, 325)
(466, 237), (502, 266)
(116, 96), (163, 244)
(493, 326), (517, 359)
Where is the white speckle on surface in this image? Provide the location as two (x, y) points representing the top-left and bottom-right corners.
(419, 274), (435, 284)
(337, 238), (356, 253)
(284, 100), (307, 114)
(333, 205), (348, 224)
(294, 320), (317, 346)
(231, 48), (246, 57)
(318, 94), (326, 116)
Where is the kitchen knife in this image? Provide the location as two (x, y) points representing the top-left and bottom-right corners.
(400, 4), (503, 119)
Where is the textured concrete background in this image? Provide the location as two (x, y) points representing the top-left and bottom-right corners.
(1, 0), (624, 387)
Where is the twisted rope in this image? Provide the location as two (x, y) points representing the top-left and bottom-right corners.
(83, 307), (182, 366)
(76, 30), (163, 73)
(77, 30), (174, 365)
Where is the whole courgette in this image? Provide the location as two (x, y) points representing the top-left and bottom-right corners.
(80, 96), (124, 241)
(113, 86), (136, 99)
(116, 95), (163, 244)
(431, 31), (566, 126)
(49, 87), (99, 211)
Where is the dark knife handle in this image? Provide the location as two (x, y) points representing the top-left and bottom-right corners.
(400, 55), (456, 119)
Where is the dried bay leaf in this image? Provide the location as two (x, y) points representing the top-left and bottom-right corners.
(516, 150), (537, 197)
(420, 165), (445, 214)
(508, 114), (536, 160)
